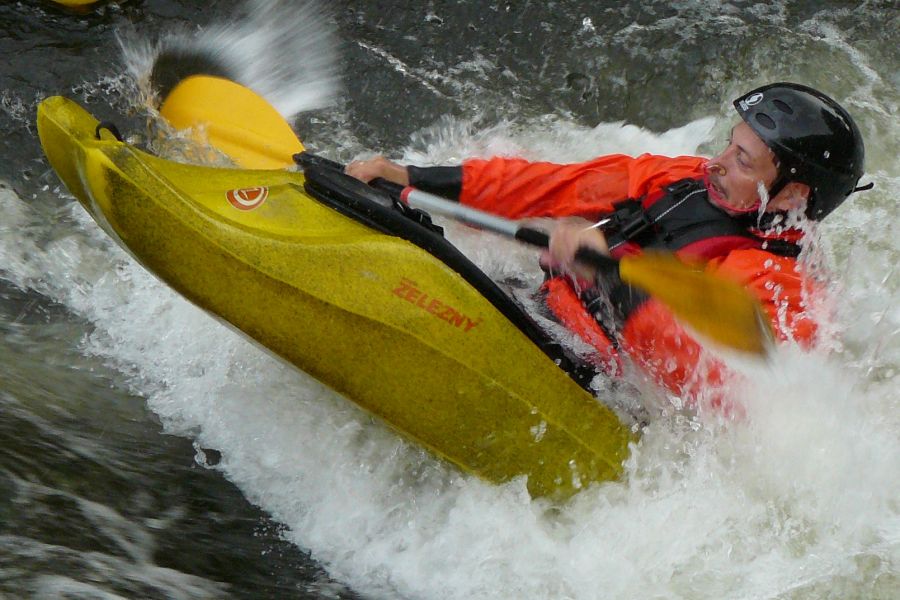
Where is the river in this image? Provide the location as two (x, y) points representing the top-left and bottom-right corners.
(0, 1), (897, 598)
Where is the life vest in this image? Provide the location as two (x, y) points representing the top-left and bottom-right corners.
(544, 177), (802, 374)
(604, 178), (801, 259)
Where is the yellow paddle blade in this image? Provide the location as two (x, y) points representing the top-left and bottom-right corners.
(52, 0), (98, 5)
(159, 75), (303, 169)
(619, 252), (774, 356)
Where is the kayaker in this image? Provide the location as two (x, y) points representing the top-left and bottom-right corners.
(345, 82), (868, 412)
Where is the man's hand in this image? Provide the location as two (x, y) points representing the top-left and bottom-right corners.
(544, 218), (610, 280)
(345, 156), (410, 186)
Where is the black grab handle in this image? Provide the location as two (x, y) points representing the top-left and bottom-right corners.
(294, 151), (405, 199)
(293, 151), (342, 171)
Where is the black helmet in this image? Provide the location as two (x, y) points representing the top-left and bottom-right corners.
(733, 82), (865, 220)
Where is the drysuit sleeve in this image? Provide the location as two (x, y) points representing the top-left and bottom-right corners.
(617, 249), (820, 412)
(459, 153), (707, 220)
(407, 165), (463, 199)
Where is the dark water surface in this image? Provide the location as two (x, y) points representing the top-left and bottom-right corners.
(1, 1), (897, 598)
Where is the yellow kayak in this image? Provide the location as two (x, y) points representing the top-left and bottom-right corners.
(37, 96), (631, 498)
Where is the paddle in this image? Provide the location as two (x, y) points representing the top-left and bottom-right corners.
(160, 75), (303, 169)
(160, 75), (773, 356)
(396, 185), (772, 355)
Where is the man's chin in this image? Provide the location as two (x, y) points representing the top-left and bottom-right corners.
(705, 180), (731, 207)
(705, 183), (757, 216)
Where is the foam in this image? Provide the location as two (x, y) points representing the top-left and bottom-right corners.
(5, 101), (898, 596)
(4, 1), (897, 595)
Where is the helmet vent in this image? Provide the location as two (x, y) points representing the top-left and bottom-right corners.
(755, 113), (777, 130)
(772, 99), (794, 114)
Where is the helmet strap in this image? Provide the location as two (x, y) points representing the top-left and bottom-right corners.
(767, 162), (790, 200)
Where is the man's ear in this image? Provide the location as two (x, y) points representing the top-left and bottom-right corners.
(769, 182), (811, 212)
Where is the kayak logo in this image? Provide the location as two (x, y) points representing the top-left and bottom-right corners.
(393, 278), (482, 333)
(226, 187), (269, 211)
(739, 92), (764, 111)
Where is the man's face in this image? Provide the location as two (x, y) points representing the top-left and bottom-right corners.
(706, 122), (780, 214)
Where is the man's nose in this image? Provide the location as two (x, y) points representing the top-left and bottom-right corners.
(705, 160), (727, 176)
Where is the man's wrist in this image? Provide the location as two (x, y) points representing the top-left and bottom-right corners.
(386, 162), (410, 186)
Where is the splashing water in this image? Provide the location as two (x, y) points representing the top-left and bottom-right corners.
(1, 0), (897, 598)
(7, 104), (898, 598)
(118, 0), (340, 119)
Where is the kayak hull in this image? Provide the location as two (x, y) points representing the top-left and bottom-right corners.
(38, 96), (631, 498)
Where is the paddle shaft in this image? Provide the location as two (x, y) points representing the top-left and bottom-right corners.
(400, 187), (617, 270)
(294, 152), (617, 271)
(398, 182), (770, 356)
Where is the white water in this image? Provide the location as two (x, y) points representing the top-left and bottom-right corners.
(4, 102), (898, 597)
(118, 0), (340, 116)
(3, 2), (898, 598)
